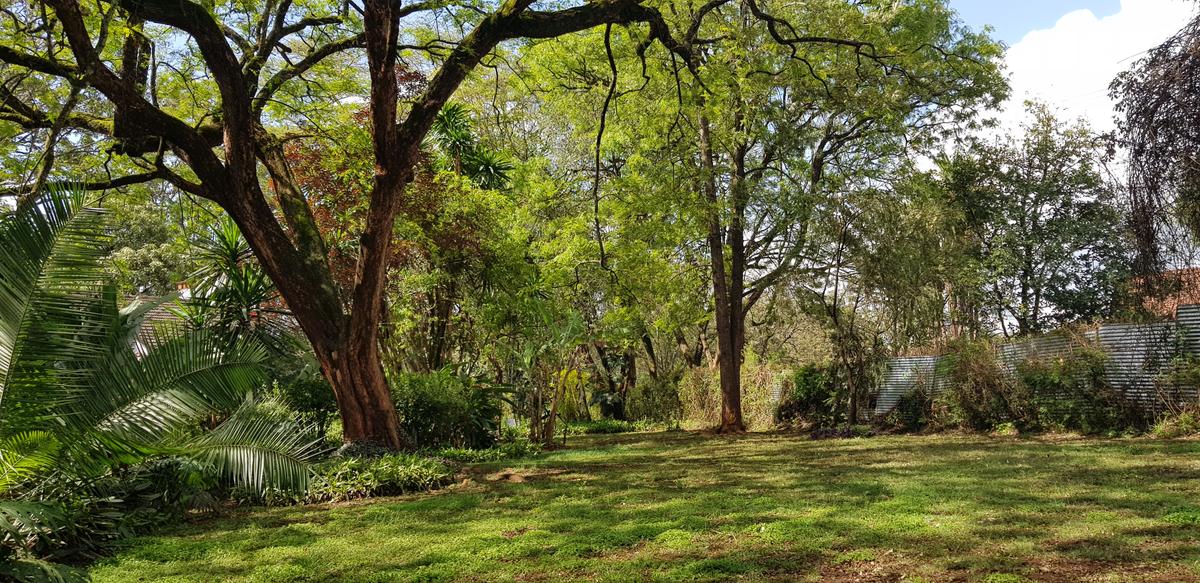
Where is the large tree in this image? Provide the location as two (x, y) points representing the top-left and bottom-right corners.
(0, 0), (706, 447)
(942, 103), (1130, 337)
(1111, 9), (1200, 285)
(517, 1), (1004, 430)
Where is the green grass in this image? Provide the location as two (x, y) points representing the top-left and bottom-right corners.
(90, 432), (1200, 582)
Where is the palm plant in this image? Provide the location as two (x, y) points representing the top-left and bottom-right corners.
(0, 188), (321, 578)
(429, 103), (514, 190)
(179, 215), (292, 352)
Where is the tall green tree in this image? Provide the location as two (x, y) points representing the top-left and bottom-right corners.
(519, 1), (1004, 430)
(941, 103), (1130, 336)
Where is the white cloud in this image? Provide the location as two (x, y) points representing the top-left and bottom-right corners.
(999, 0), (1194, 132)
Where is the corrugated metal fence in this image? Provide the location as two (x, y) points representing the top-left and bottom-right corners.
(872, 305), (1200, 418)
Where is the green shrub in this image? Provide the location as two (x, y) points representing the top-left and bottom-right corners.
(627, 376), (683, 425)
(883, 382), (934, 432)
(776, 365), (837, 428)
(1017, 345), (1137, 434)
(1161, 355), (1200, 387)
(5, 457), (221, 566)
(433, 441), (542, 463)
(307, 454), (452, 502)
(238, 454), (454, 505)
(267, 361), (339, 441)
(1151, 407), (1200, 438)
(1158, 355), (1200, 410)
(934, 339), (1031, 431)
(390, 368), (505, 449)
(564, 419), (658, 435)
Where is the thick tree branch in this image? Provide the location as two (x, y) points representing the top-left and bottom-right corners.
(45, 0), (230, 197)
(253, 32), (365, 114)
(0, 44), (79, 80)
(0, 169), (167, 198)
(114, 0), (257, 176)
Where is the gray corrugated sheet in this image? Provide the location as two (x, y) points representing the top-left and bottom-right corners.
(1180, 304), (1200, 353)
(873, 356), (942, 417)
(872, 305), (1200, 418)
(1097, 322), (1181, 408)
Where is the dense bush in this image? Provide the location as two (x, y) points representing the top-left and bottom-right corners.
(678, 367), (722, 428)
(627, 376), (683, 425)
(934, 339), (1032, 431)
(679, 362), (782, 430)
(237, 454), (454, 506)
(433, 441), (542, 463)
(1159, 355), (1200, 410)
(267, 354), (339, 441)
(307, 455), (453, 502)
(390, 368), (505, 449)
(1017, 345), (1140, 433)
(564, 419), (659, 435)
(926, 336), (1146, 435)
(776, 365), (838, 428)
(2, 457), (220, 574)
(882, 382), (935, 432)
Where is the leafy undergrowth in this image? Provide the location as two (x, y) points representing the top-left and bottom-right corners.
(564, 419), (662, 435)
(91, 433), (1200, 582)
(431, 441), (542, 463)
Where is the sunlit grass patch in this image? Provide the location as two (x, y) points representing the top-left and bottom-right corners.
(91, 432), (1200, 582)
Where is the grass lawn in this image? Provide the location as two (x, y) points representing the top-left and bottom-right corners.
(90, 432), (1200, 582)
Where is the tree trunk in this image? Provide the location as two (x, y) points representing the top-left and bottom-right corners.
(700, 113), (746, 433)
(316, 336), (405, 448)
(716, 323), (744, 432)
(224, 170), (406, 449)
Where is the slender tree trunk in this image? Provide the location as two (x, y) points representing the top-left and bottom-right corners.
(615, 349), (636, 421)
(428, 279), (454, 372)
(699, 113), (745, 433)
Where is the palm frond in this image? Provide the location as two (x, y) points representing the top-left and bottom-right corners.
(433, 103), (475, 155)
(463, 148), (515, 190)
(190, 216), (252, 294)
(84, 328), (267, 451)
(116, 293), (179, 348)
(184, 397), (324, 492)
(0, 186), (109, 433)
(0, 556), (87, 583)
(0, 499), (69, 551)
(0, 431), (60, 493)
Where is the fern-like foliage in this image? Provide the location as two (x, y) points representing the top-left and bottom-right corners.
(0, 188), (324, 578)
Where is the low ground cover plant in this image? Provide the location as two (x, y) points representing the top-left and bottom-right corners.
(1152, 406), (1200, 438)
(564, 419), (660, 435)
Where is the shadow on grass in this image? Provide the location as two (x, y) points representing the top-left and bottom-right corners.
(91, 432), (1200, 583)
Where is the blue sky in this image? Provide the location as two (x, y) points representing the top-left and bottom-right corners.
(946, 0), (1191, 131)
(952, 0), (1121, 44)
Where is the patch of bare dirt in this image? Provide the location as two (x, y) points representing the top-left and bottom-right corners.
(814, 550), (927, 583)
(484, 467), (567, 483)
(502, 526), (530, 539)
(1024, 557), (1200, 583)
